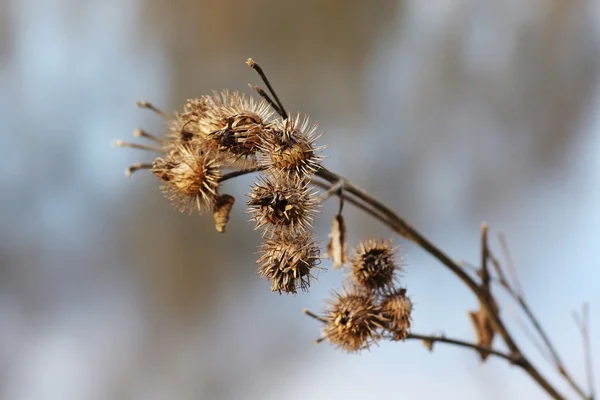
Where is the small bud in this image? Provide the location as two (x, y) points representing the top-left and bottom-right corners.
(322, 287), (386, 352)
(349, 239), (401, 292)
(326, 213), (348, 269)
(213, 194), (235, 233)
(256, 232), (321, 294)
(380, 288), (412, 340)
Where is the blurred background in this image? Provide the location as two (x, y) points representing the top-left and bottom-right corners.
(1, 0), (599, 399)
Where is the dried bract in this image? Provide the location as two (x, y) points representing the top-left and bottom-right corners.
(349, 239), (400, 292)
(258, 114), (324, 177)
(421, 338), (435, 352)
(256, 232), (321, 294)
(326, 213), (347, 269)
(381, 288), (413, 340)
(468, 308), (495, 361)
(213, 194), (235, 233)
(322, 287), (386, 352)
(247, 174), (318, 233)
(151, 144), (221, 214)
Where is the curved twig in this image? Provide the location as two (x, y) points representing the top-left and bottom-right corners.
(406, 333), (524, 366)
(218, 166), (265, 183)
(303, 308), (523, 366)
(491, 239), (587, 399)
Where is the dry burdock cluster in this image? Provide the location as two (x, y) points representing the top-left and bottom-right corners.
(114, 59), (412, 347)
(115, 59), (595, 400)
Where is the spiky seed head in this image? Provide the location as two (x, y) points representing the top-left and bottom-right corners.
(177, 91), (273, 162)
(206, 92), (273, 160)
(247, 174), (318, 233)
(327, 213), (347, 269)
(151, 143), (221, 214)
(349, 239), (400, 292)
(213, 194), (235, 233)
(207, 112), (264, 159)
(322, 287), (387, 352)
(256, 232), (321, 294)
(380, 288), (412, 340)
(258, 114), (324, 177)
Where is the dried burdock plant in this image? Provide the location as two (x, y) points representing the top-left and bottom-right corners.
(115, 58), (596, 400)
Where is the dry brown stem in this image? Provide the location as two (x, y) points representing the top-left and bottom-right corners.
(115, 58), (595, 400)
(313, 167), (567, 400)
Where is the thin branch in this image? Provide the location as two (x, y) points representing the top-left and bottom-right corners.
(249, 84), (286, 118)
(337, 186), (345, 215)
(218, 166), (265, 183)
(406, 333), (524, 366)
(136, 100), (171, 120)
(311, 178), (394, 229)
(490, 243), (588, 399)
(498, 232), (524, 297)
(508, 305), (554, 365)
(303, 308), (522, 364)
(112, 140), (163, 153)
(519, 294), (586, 399)
(303, 308), (327, 323)
(497, 236), (587, 399)
(317, 179), (345, 203)
(488, 248), (512, 291)
(125, 163), (153, 177)
(133, 128), (165, 144)
(480, 223), (491, 291)
(583, 304), (596, 400)
(573, 304), (596, 400)
(246, 58), (288, 118)
(459, 260), (516, 287)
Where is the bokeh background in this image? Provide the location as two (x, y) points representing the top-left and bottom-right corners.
(1, 1), (599, 399)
